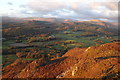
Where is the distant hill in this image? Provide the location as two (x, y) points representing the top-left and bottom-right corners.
(2, 16), (119, 28)
(23, 17), (66, 22)
(2, 16), (118, 29)
(2, 16), (26, 23)
(2, 16), (73, 23)
(2, 42), (120, 79)
(77, 19), (118, 29)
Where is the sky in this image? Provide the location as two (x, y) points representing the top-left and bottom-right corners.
(0, 0), (119, 22)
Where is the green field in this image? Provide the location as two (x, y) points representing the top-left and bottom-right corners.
(2, 20), (119, 67)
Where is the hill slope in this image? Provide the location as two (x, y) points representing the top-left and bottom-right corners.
(62, 42), (120, 78)
(2, 42), (120, 79)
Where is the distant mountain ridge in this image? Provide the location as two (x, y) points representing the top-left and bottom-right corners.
(23, 17), (65, 22)
(2, 16), (26, 23)
(2, 16), (66, 23)
(1, 16), (107, 22)
(2, 16), (118, 29)
(77, 19), (118, 29)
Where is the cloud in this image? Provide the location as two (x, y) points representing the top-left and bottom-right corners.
(25, 0), (118, 22)
(8, 2), (13, 5)
(27, 0), (67, 13)
(19, 5), (27, 8)
(1, 0), (118, 22)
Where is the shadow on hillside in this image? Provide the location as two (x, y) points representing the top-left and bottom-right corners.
(42, 57), (68, 66)
(102, 72), (119, 79)
(95, 56), (120, 60)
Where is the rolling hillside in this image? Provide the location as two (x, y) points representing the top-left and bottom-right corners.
(2, 42), (120, 79)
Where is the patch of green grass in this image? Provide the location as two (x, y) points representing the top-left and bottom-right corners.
(22, 58), (36, 61)
(112, 36), (119, 40)
(2, 40), (15, 49)
(66, 44), (76, 49)
(52, 45), (64, 50)
(99, 39), (111, 43)
(2, 54), (18, 67)
(0, 45), (2, 49)
(0, 55), (2, 64)
(21, 40), (28, 44)
(3, 40), (15, 44)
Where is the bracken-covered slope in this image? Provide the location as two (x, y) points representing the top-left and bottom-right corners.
(2, 42), (120, 79)
(62, 42), (120, 79)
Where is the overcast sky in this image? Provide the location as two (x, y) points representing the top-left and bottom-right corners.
(0, 0), (119, 22)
